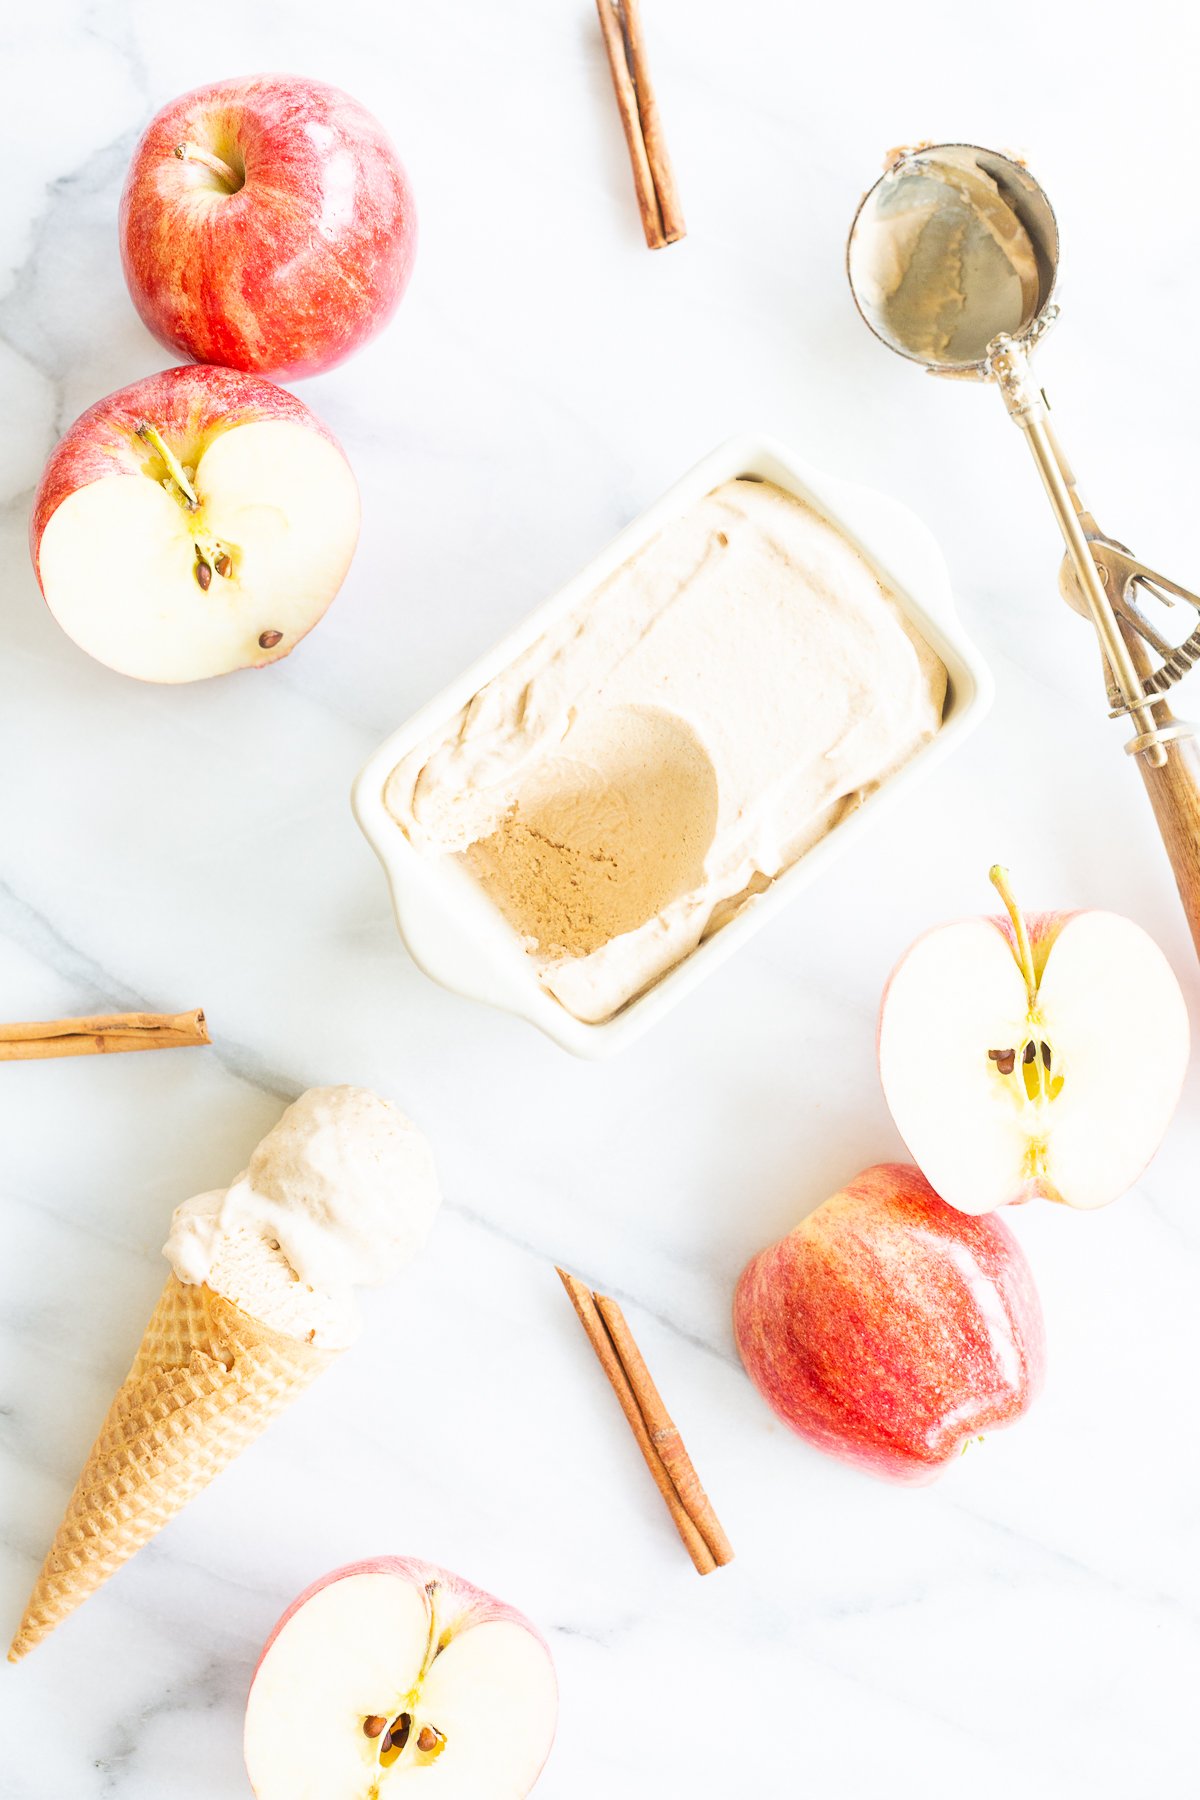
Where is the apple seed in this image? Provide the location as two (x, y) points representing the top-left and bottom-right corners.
(389, 1713), (412, 1752)
(417, 1725), (446, 1756)
(988, 1048), (1016, 1075)
(1023, 1041), (1036, 1064)
(362, 1716), (387, 1739)
(215, 553), (232, 578)
(258, 629), (283, 649)
(194, 559), (212, 592)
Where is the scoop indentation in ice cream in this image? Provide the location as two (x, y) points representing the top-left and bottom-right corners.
(466, 706), (719, 957)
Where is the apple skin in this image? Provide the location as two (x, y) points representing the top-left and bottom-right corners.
(120, 75), (417, 379)
(252, 1558), (557, 1678)
(30, 362), (357, 673)
(733, 1164), (1046, 1484)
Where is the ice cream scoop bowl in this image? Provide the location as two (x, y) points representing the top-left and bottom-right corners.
(848, 143), (1200, 964)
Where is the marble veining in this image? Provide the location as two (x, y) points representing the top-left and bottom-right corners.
(3, 1), (1199, 1795)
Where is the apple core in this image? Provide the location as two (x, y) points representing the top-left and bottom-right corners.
(244, 1560), (557, 1799)
(878, 865), (1189, 1211)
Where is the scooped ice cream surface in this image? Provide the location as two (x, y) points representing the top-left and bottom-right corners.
(386, 479), (948, 1022)
(164, 1087), (440, 1347)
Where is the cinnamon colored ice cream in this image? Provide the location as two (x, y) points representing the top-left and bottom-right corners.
(385, 478), (948, 1023)
(164, 1086), (440, 1347)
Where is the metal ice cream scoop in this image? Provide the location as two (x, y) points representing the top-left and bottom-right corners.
(847, 142), (1200, 961)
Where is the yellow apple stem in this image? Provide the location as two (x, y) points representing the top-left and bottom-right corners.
(416, 1582), (440, 1687)
(989, 864), (1038, 1008)
(135, 422), (231, 584)
(173, 141), (241, 191)
(135, 420), (198, 509)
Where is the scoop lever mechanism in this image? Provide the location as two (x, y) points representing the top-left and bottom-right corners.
(987, 329), (1197, 768)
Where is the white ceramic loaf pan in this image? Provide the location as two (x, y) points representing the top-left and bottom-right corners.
(352, 434), (993, 1058)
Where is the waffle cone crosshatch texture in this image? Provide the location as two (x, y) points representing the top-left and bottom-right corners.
(2, 9), (1198, 1799)
(9, 1278), (337, 1662)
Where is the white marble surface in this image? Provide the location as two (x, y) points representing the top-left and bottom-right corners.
(3, 1), (1200, 1794)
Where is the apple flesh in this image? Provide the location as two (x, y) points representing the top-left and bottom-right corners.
(734, 1163), (1045, 1484)
(31, 364), (360, 682)
(244, 1558), (557, 1799)
(120, 75), (416, 379)
(877, 866), (1190, 1212)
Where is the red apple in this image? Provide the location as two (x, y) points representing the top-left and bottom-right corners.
(733, 1164), (1045, 1484)
(119, 75), (417, 379)
(877, 866), (1190, 1212)
(245, 1557), (558, 1799)
(30, 363), (360, 682)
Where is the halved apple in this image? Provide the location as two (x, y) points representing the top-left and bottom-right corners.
(244, 1558), (558, 1799)
(877, 866), (1190, 1212)
(31, 364), (360, 682)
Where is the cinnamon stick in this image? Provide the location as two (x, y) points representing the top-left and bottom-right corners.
(556, 1267), (731, 1574)
(595, 0), (686, 249)
(0, 1009), (210, 1062)
(594, 1293), (734, 1567)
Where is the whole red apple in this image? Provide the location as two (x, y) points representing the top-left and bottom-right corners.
(31, 363), (360, 682)
(245, 1557), (558, 1798)
(733, 1164), (1045, 1484)
(120, 75), (417, 379)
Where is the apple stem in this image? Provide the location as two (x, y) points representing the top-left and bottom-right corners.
(173, 141), (242, 191)
(417, 1583), (440, 1685)
(136, 421), (198, 510)
(989, 864), (1038, 1009)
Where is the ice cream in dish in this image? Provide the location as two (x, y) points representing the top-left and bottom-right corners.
(385, 477), (948, 1024)
(10, 1086), (439, 1660)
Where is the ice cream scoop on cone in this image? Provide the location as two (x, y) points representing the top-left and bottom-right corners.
(9, 1087), (439, 1661)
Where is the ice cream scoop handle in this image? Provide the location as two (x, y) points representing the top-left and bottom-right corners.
(1120, 622), (1200, 964)
(1137, 740), (1200, 962)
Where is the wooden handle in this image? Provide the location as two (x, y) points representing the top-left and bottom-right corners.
(1135, 734), (1200, 962)
(1119, 624), (1200, 962)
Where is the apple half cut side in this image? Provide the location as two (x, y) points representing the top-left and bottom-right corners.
(878, 866), (1190, 1213)
(244, 1559), (558, 1800)
(31, 364), (360, 682)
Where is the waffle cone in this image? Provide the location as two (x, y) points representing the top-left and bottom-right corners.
(9, 1275), (337, 1661)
